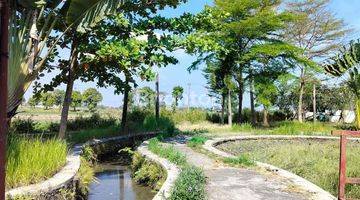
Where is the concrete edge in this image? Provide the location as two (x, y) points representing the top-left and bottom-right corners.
(137, 140), (180, 200)
(203, 135), (342, 200)
(6, 131), (159, 198)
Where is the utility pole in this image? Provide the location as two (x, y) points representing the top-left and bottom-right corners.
(187, 83), (191, 111)
(155, 73), (160, 120)
(0, 1), (9, 199)
(313, 83), (316, 123)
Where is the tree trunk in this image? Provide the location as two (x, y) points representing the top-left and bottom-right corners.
(237, 86), (243, 124)
(313, 84), (316, 123)
(249, 73), (256, 125)
(155, 74), (159, 120)
(228, 90), (232, 126)
(298, 69), (305, 123)
(263, 108), (269, 127)
(0, 1), (10, 198)
(221, 94), (225, 125)
(121, 78), (130, 133)
(58, 42), (78, 139)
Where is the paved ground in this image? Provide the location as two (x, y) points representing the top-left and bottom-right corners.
(165, 137), (308, 200)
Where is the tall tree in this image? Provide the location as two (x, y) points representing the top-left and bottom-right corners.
(172, 86), (184, 111)
(284, 0), (350, 122)
(186, 0), (308, 124)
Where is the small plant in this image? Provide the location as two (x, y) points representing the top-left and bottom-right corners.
(169, 166), (206, 200)
(223, 154), (255, 167)
(187, 136), (208, 148)
(81, 145), (97, 163)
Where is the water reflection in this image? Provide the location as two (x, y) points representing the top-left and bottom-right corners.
(88, 163), (155, 200)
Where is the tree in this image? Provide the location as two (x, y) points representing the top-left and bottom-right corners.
(82, 88), (102, 112)
(139, 87), (156, 109)
(71, 91), (83, 111)
(8, 0), (128, 119)
(186, 0), (307, 124)
(28, 96), (40, 108)
(255, 79), (278, 127)
(325, 40), (360, 128)
(172, 86), (184, 111)
(284, 0), (350, 123)
(40, 92), (56, 110)
(53, 89), (65, 108)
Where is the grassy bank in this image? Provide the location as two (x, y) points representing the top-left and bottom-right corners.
(6, 135), (67, 189)
(218, 138), (360, 198)
(147, 138), (206, 200)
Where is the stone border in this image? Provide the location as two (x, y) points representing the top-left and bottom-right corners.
(6, 132), (158, 199)
(137, 140), (180, 200)
(203, 135), (346, 200)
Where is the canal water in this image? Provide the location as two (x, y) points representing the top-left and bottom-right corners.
(88, 162), (155, 200)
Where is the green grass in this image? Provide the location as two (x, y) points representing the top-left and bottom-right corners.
(148, 138), (187, 166)
(223, 154), (255, 167)
(68, 125), (121, 144)
(187, 136), (208, 148)
(218, 138), (360, 198)
(6, 135), (67, 189)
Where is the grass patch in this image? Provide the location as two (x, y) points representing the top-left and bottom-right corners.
(148, 138), (187, 166)
(218, 138), (360, 198)
(76, 157), (95, 197)
(187, 136), (208, 148)
(223, 154), (255, 167)
(6, 135), (67, 189)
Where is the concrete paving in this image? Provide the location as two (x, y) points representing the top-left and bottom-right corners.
(168, 139), (308, 200)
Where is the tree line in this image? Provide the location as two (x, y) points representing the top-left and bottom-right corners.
(27, 88), (103, 112)
(4, 0), (360, 142)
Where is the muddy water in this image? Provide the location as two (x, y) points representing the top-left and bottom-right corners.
(88, 162), (155, 200)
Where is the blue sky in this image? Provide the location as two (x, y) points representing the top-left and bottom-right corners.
(24, 0), (360, 108)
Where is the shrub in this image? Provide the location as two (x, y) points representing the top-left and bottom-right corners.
(169, 166), (206, 200)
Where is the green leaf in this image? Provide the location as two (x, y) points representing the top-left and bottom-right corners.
(66, 0), (124, 32)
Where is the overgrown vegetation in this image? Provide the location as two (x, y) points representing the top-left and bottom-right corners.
(218, 139), (360, 198)
(131, 152), (166, 191)
(6, 135), (67, 189)
(187, 136), (208, 148)
(146, 138), (206, 200)
(223, 155), (255, 167)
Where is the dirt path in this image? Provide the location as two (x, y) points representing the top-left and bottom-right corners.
(165, 137), (308, 200)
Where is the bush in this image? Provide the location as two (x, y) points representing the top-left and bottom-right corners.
(10, 114), (117, 134)
(169, 166), (206, 200)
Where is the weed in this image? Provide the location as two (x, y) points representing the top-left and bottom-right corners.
(169, 166), (206, 200)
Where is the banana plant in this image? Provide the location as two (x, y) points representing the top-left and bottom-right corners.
(324, 40), (360, 128)
(8, 0), (124, 117)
